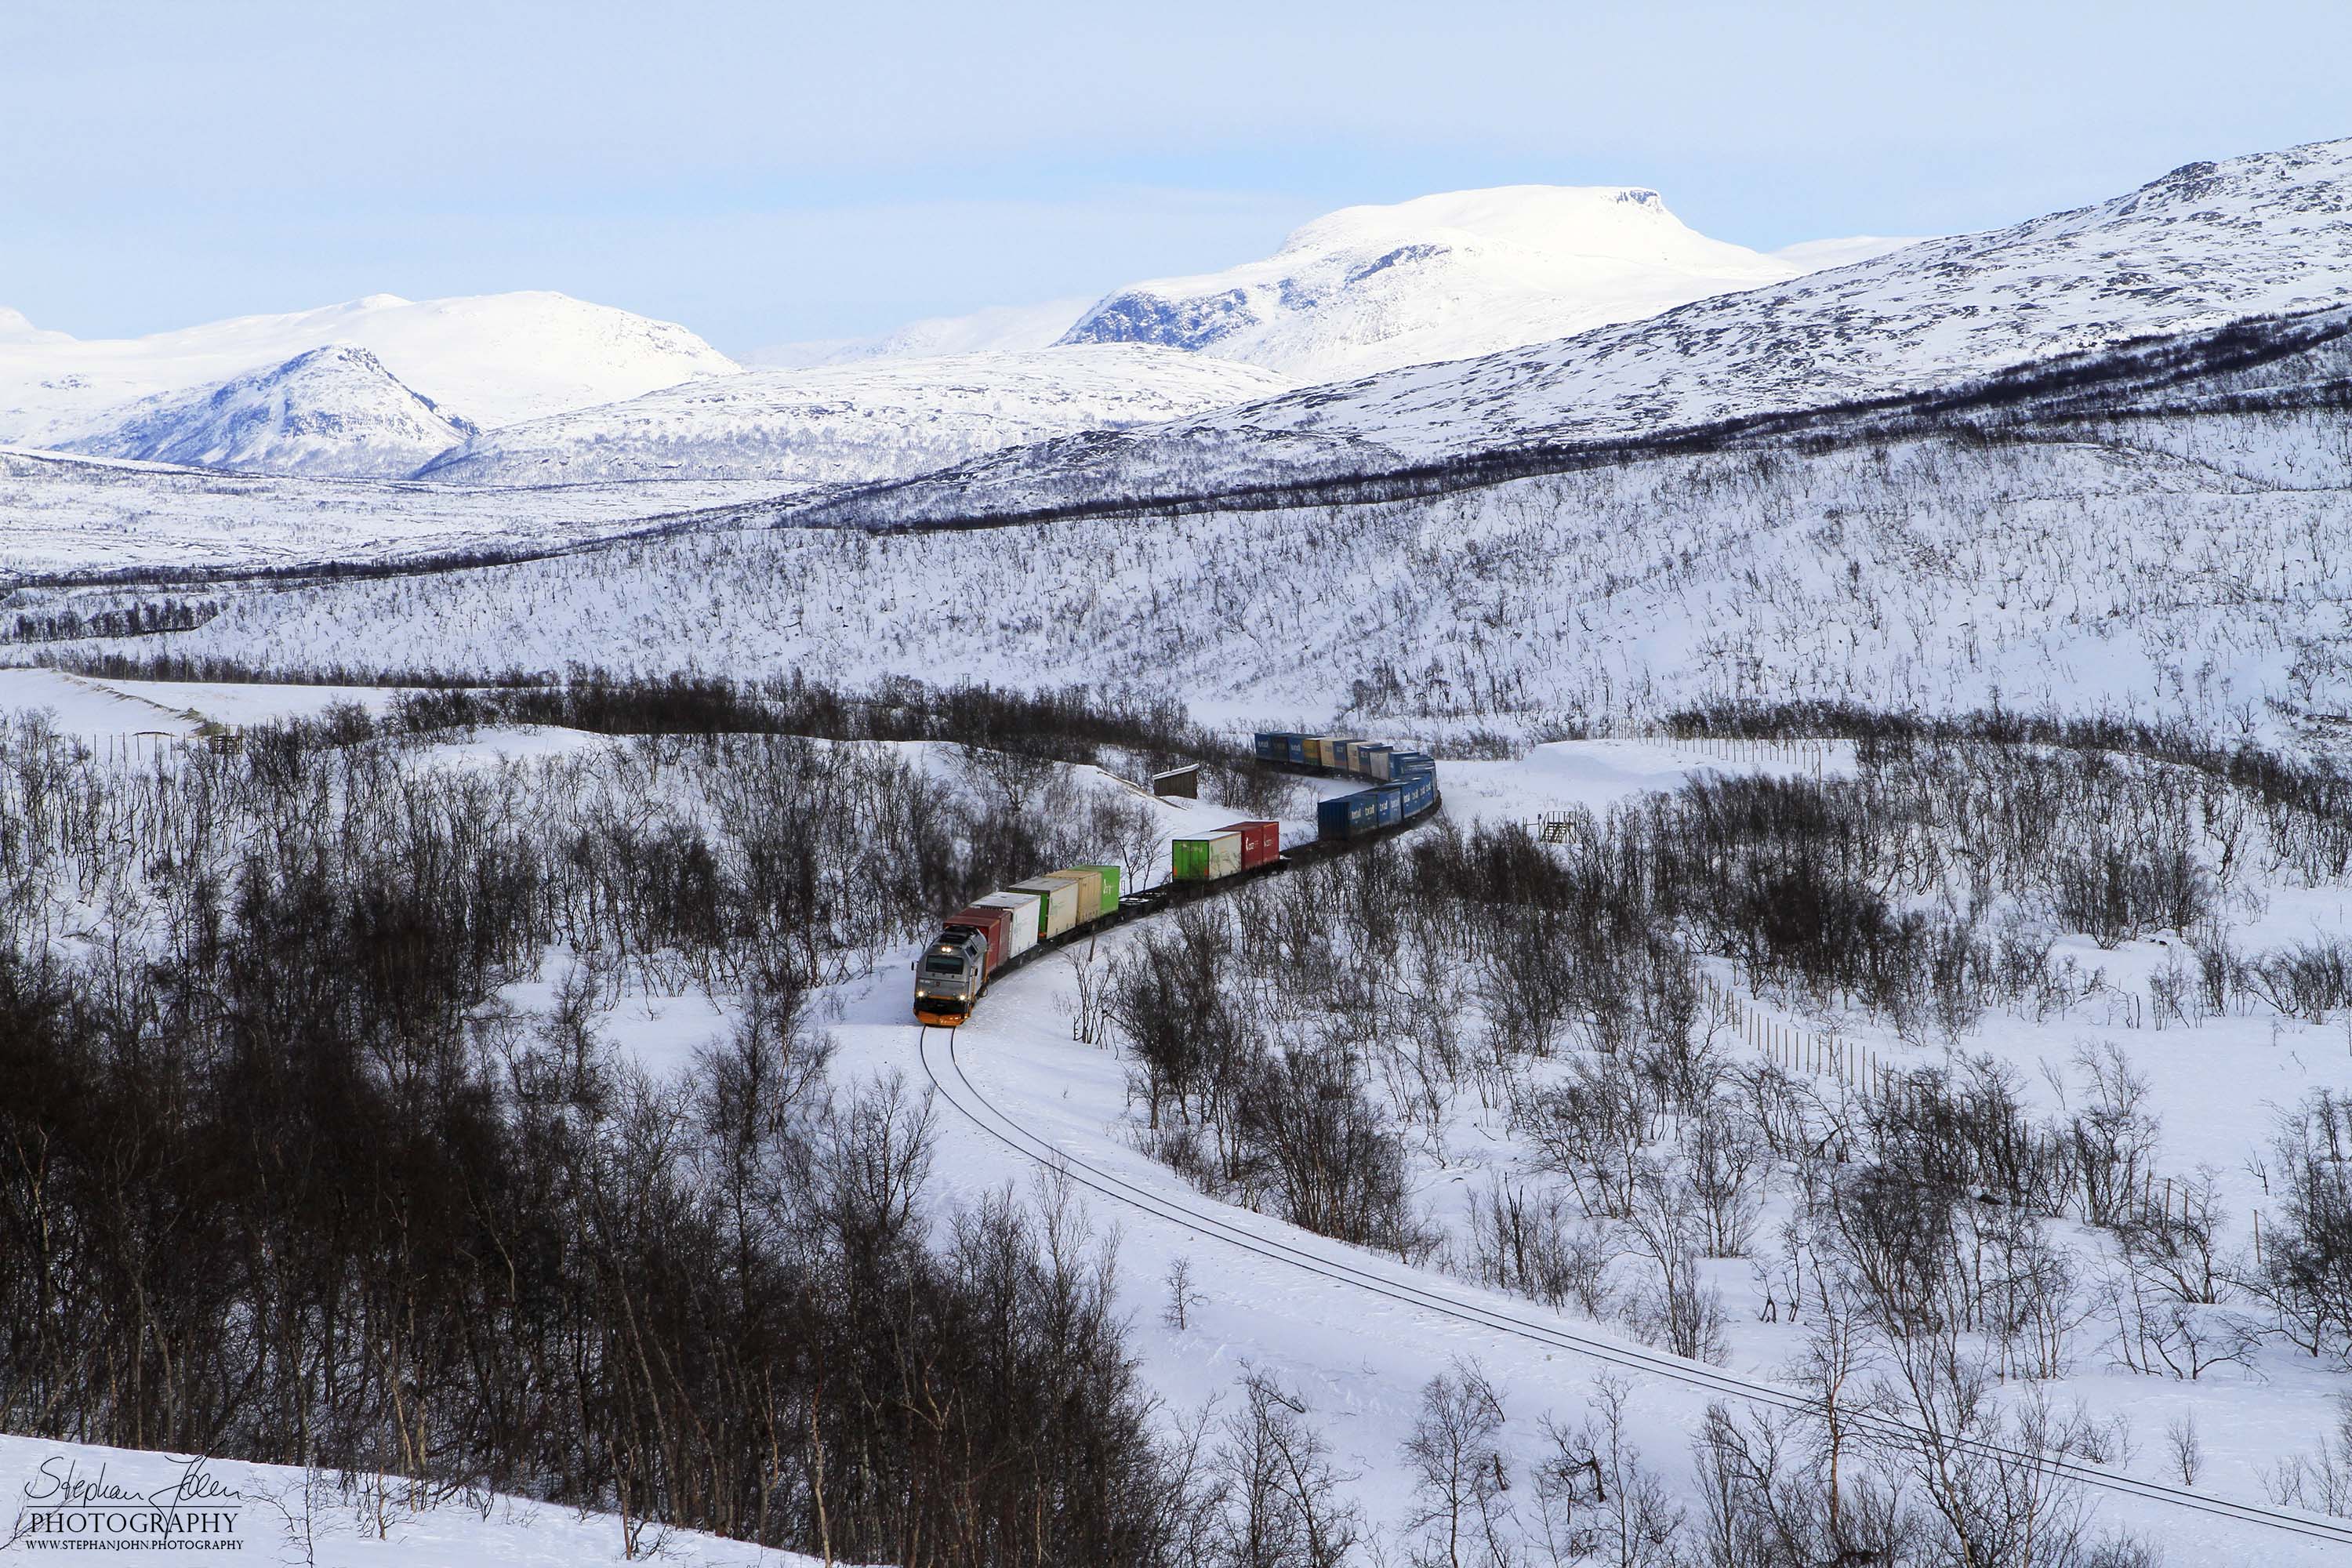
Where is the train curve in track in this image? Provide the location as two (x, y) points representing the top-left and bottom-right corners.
(913, 787), (2352, 1552)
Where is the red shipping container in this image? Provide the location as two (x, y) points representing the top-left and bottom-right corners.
(944, 906), (1011, 982)
(1218, 820), (1281, 871)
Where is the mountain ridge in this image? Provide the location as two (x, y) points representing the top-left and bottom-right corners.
(417, 345), (1288, 486)
(1053, 183), (1809, 379)
(804, 136), (2352, 525)
(54, 345), (480, 477)
(0, 290), (737, 444)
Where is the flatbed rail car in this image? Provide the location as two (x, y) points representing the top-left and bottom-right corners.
(911, 732), (1438, 1024)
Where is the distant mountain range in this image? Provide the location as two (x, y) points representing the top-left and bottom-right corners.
(24, 137), (2343, 514)
(746, 194), (1915, 382)
(0, 292), (738, 450)
(811, 136), (2352, 525)
(1054, 186), (1911, 380)
(1, 187), (1911, 487)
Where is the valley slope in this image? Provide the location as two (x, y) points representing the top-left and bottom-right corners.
(418, 347), (1287, 486)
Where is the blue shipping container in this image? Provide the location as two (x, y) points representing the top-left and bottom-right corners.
(1398, 772), (1435, 816)
(1374, 786), (1404, 826)
(1285, 734), (1308, 765)
(1254, 731), (1286, 763)
(1317, 790), (1381, 840)
(1391, 750), (1435, 776)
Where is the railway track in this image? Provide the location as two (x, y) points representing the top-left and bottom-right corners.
(913, 798), (2352, 1554)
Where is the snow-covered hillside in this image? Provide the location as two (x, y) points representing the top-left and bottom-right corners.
(0, 1433), (823, 1568)
(742, 296), (1092, 368)
(50, 346), (478, 478)
(0, 445), (784, 575)
(76, 390), (2352, 737)
(1270, 140), (2352, 456)
(1057, 184), (1805, 381)
(837, 138), (2352, 523)
(416, 345), (1287, 485)
(0, 291), (737, 444)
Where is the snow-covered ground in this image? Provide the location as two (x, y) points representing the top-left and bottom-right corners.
(0, 666), (211, 739)
(467, 738), (2348, 1563)
(0, 1433), (827, 1567)
(0, 667), (416, 757)
(5, 691), (2351, 1560)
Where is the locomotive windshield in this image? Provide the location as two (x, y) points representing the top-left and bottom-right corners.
(924, 955), (964, 974)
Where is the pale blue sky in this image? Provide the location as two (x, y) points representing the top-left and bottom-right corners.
(5, 0), (2347, 352)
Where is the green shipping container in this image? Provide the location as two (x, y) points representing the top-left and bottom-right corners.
(1077, 863), (1122, 913)
(1171, 830), (1243, 881)
(1008, 876), (1081, 938)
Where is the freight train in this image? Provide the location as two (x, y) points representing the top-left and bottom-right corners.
(912, 733), (1436, 1025)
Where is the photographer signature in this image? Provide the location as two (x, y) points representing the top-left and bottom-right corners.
(21, 1454), (245, 1510)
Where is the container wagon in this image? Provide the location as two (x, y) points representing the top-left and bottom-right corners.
(1009, 875), (1083, 939)
(1317, 791), (1381, 838)
(1171, 829), (1244, 882)
(1219, 819), (1280, 871)
(975, 889), (1042, 957)
(921, 735), (1438, 1022)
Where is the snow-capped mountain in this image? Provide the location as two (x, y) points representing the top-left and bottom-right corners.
(1054, 185), (1808, 380)
(1246, 140), (2352, 457)
(53, 345), (478, 478)
(739, 200), (1913, 381)
(0, 291), (737, 444)
(742, 296), (1092, 369)
(0, 307), (67, 347)
(825, 137), (2352, 524)
(416, 345), (1286, 486)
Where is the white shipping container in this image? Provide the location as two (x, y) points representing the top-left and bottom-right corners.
(1203, 830), (1243, 880)
(1050, 866), (1105, 924)
(976, 890), (1042, 958)
(1009, 876), (1081, 938)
